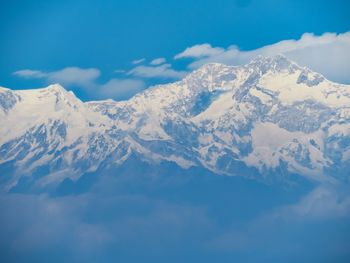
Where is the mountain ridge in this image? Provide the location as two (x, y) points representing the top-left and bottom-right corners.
(1, 55), (350, 191)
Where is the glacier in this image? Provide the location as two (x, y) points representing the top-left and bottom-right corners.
(1, 55), (350, 192)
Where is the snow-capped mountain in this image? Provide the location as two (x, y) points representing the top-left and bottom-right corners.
(1, 55), (350, 190)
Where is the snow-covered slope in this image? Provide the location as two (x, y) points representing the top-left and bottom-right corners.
(1, 55), (350, 190)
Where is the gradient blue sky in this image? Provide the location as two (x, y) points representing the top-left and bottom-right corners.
(1, 0), (349, 100)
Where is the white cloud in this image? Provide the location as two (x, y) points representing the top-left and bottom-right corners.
(175, 32), (350, 83)
(150, 57), (166, 65)
(276, 184), (350, 219)
(99, 78), (145, 100)
(14, 67), (101, 87)
(174, 43), (224, 59)
(132, 58), (146, 65)
(47, 68), (100, 87)
(13, 69), (46, 78)
(128, 64), (187, 79)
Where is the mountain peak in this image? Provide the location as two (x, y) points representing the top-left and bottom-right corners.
(187, 62), (233, 76)
(250, 54), (291, 63)
(246, 54), (298, 72)
(45, 83), (67, 93)
(184, 62), (236, 81)
(183, 55), (301, 88)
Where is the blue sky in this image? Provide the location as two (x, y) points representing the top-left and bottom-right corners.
(1, 0), (349, 101)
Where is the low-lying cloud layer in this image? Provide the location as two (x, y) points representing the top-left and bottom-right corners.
(1, 173), (350, 263)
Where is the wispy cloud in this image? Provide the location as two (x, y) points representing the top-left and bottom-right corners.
(174, 43), (224, 59)
(14, 67), (101, 87)
(150, 57), (166, 65)
(128, 64), (187, 79)
(132, 58), (146, 65)
(114, 69), (126, 74)
(13, 69), (47, 78)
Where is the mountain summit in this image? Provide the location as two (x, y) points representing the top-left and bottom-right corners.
(1, 56), (350, 191)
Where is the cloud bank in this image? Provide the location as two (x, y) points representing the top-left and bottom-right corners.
(1, 173), (350, 263)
